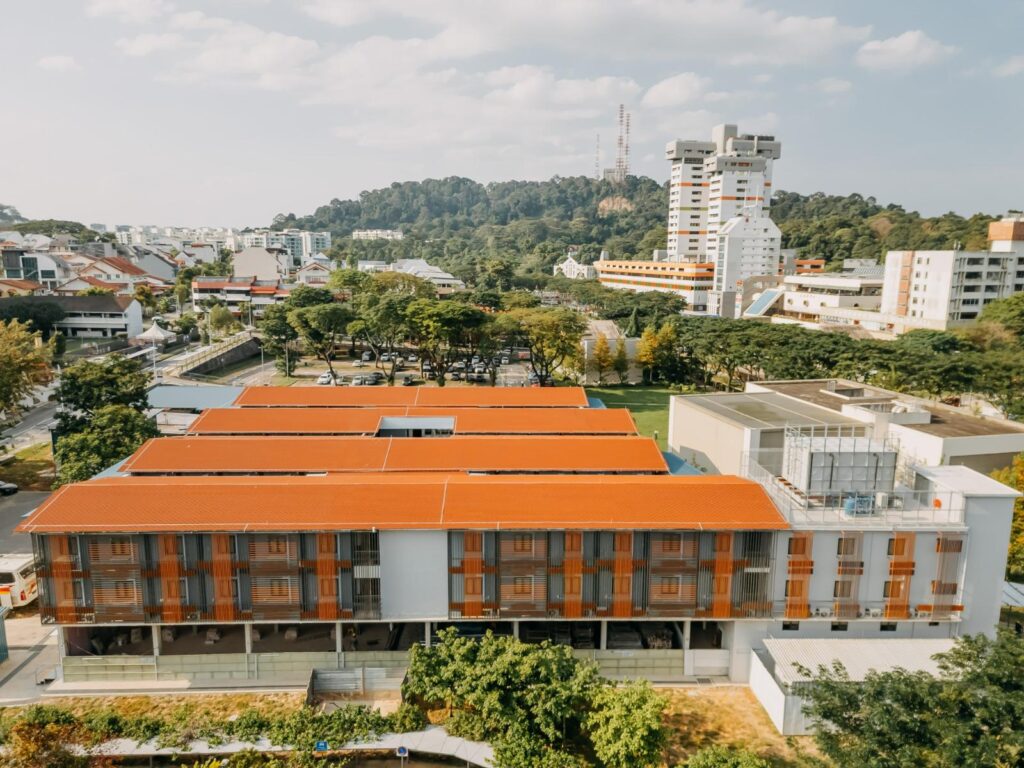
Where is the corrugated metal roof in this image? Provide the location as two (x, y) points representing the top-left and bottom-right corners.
(763, 638), (955, 687)
(187, 407), (638, 435)
(232, 386), (590, 408)
(16, 474), (788, 533)
(1004, 581), (1024, 609)
(118, 436), (668, 474)
(148, 385), (245, 411)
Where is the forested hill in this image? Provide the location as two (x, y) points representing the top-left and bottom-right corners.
(274, 178), (1000, 284)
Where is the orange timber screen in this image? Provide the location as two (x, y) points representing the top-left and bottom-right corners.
(885, 533), (915, 619)
(785, 532), (813, 619)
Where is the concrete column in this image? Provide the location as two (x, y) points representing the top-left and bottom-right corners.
(424, 622), (432, 648)
(682, 620), (692, 650)
(599, 620), (608, 650)
(152, 626), (162, 657)
(335, 621), (343, 654)
(244, 623), (253, 654)
(512, 620), (520, 640)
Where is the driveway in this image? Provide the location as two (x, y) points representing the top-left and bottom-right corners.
(0, 492), (50, 554)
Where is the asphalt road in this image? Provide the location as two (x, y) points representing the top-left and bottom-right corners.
(0, 492), (50, 554)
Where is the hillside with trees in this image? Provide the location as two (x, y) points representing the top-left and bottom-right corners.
(274, 179), (1003, 285)
(0, 203), (26, 226)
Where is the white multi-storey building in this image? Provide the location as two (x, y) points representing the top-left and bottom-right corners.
(809, 213), (1024, 335)
(352, 229), (404, 241)
(553, 253), (597, 280)
(598, 124), (782, 313)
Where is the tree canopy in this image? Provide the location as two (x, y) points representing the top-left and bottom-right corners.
(55, 404), (159, 485)
(0, 320), (52, 421)
(55, 356), (151, 434)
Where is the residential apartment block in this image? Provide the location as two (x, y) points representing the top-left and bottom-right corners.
(191, 276), (291, 318)
(18, 385), (1015, 689)
(790, 213), (1024, 335)
(597, 124), (782, 313)
(352, 229), (404, 241)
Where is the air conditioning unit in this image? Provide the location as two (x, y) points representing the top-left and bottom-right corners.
(482, 608), (497, 617)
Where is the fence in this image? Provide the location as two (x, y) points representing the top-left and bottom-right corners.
(306, 666), (406, 703)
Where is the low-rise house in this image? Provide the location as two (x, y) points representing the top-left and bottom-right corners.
(553, 253), (597, 280)
(296, 261), (332, 285)
(358, 258), (464, 296)
(191, 276), (291, 318)
(0, 278), (44, 296)
(233, 246), (290, 282)
(0, 294), (143, 338)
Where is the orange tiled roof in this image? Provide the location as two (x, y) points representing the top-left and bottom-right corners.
(232, 386), (590, 408)
(16, 474), (787, 533)
(187, 406), (638, 435)
(119, 435), (667, 474)
(0, 278), (44, 291)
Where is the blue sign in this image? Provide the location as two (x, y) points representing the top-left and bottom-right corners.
(315, 741), (329, 752)
(396, 746), (409, 757)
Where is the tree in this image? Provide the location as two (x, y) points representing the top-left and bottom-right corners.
(55, 357), (150, 434)
(0, 298), (66, 339)
(349, 292), (413, 385)
(591, 333), (612, 385)
(506, 307), (586, 385)
(979, 292), (1024, 339)
(801, 630), (1024, 768)
(634, 326), (658, 384)
(612, 339), (629, 384)
(284, 284), (334, 308)
(974, 347), (1024, 421)
(404, 300), (487, 386)
(992, 453), (1024, 581)
(327, 268), (371, 296)
(288, 302), (354, 380)
(0, 320), (52, 420)
(174, 312), (199, 337)
(55, 405), (159, 485)
(174, 283), (191, 312)
(207, 305), (236, 335)
(585, 681), (667, 768)
(683, 746), (770, 768)
(258, 304), (300, 376)
(133, 283), (156, 310)
(78, 286), (114, 296)
(624, 306), (641, 338)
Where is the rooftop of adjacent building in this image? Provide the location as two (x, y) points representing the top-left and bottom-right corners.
(16, 473), (787, 534)
(754, 379), (1024, 439)
(675, 391), (861, 431)
(117, 435), (669, 475)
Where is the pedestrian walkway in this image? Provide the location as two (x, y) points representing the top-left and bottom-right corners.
(0, 616), (59, 705)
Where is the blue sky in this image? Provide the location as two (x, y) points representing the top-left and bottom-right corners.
(4, 0), (1022, 226)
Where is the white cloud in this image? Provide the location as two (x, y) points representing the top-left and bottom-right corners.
(86, 0), (171, 23)
(994, 55), (1024, 77)
(856, 30), (956, 71)
(116, 33), (184, 56)
(642, 73), (710, 108)
(37, 55), (80, 72)
(815, 77), (853, 94)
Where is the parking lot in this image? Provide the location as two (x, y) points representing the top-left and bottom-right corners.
(0, 491), (48, 555)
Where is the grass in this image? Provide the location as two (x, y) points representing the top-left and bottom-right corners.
(0, 442), (54, 491)
(585, 385), (674, 449)
(663, 687), (824, 767)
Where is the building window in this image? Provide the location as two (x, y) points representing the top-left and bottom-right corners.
(784, 580), (804, 598)
(883, 580), (903, 599)
(880, 622), (898, 632)
(931, 581), (958, 595)
(837, 537), (856, 557)
(465, 576), (482, 596)
(269, 578), (291, 599)
(513, 577), (532, 596)
(887, 537), (906, 557)
(936, 539), (963, 553)
(788, 537), (807, 556)
(833, 580), (853, 599)
(113, 580), (137, 603)
(658, 576), (681, 597)
(782, 621), (800, 631)
(660, 534), (682, 553)
(109, 537), (132, 558)
(831, 622), (849, 632)
(267, 537), (287, 555)
(512, 534), (533, 553)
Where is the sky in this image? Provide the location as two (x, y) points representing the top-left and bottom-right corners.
(4, 0), (1023, 227)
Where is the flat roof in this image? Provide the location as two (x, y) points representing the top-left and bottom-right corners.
(913, 465), (1020, 497)
(233, 386), (590, 409)
(17, 474), (788, 533)
(187, 407), (638, 436)
(147, 385), (244, 411)
(119, 436), (668, 474)
(759, 380), (1024, 438)
(763, 638), (954, 687)
(676, 392), (859, 430)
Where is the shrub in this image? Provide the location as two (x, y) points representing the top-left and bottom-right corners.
(389, 702), (428, 733)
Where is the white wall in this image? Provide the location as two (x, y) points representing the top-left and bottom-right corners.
(379, 531), (449, 621)
(961, 495), (1015, 636)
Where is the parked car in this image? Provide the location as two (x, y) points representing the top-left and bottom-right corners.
(351, 359), (367, 368)
(0, 482), (18, 496)
(406, 353), (418, 363)
(471, 355), (481, 365)
(380, 353), (391, 362)
(350, 376), (365, 386)
(316, 372), (335, 385)
(401, 375), (415, 387)
(370, 371), (385, 382)
(0, 554), (37, 608)
(450, 371), (462, 381)
(501, 356), (510, 365)
(361, 351), (374, 362)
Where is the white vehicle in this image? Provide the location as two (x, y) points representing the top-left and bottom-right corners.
(0, 554), (38, 609)
(316, 372), (335, 385)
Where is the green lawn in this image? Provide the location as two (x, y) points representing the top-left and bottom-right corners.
(585, 386), (673, 449)
(0, 442), (55, 491)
